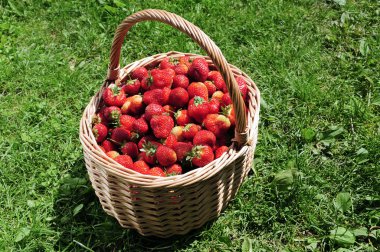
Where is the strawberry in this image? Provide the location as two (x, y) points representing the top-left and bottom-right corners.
(207, 71), (227, 92)
(114, 155), (133, 169)
(147, 167), (166, 177)
(174, 109), (191, 126)
(193, 130), (216, 147)
(172, 75), (189, 89)
(133, 160), (150, 174)
(169, 87), (189, 108)
(221, 93), (232, 107)
(99, 146), (106, 153)
(140, 76), (151, 91)
(145, 103), (165, 122)
(204, 80), (217, 97)
(102, 85), (127, 107)
(236, 76), (248, 100)
(171, 126), (185, 141)
(222, 105), (235, 126)
(208, 98), (221, 114)
(111, 127), (131, 144)
(182, 123), (200, 141)
(163, 105), (174, 117)
(137, 136), (156, 149)
(188, 96), (210, 123)
(211, 90), (224, 101)
(166, 164), (182, 176)
(203, 114), (231, 137)
(140, 140), (160, 165)
(215, 146), (229, 159)
(179, 56), (192, 67)
(159, 57), (177, 69)
(174, 63), (189, 75)
(151, 70), (173, 89)
(121, 95), (144, 115)
(101, 140), (117, 152)
(92, 123), (108, 143)
(122, 79), (140, 95)
(131, 67), (148, 81)
(132, 118), (149, 135)
(187, 82), (208, 100)
(162, 134), (177, 148)
(150, 115), (174, 138)
(189, 145), (214, 167)
(162, 68), (176, 79)
(188, 58), (209, 82)
(98, 107), (109, 125)
(106, 151), (120, 159)
(156, 146), (177, 166)
(173, 142), (193, 162)
(119, 115), (136, 131)
(121, 142), (139, 159)
(143, 87), (170, 106)
(103, 106), (121, 123)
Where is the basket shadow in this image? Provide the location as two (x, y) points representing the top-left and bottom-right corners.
(52, 160), (214, 251)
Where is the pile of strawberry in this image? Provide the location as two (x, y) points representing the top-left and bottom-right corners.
(92, 56), (248, 177)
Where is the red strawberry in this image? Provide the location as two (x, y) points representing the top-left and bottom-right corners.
(160, 57), (177, 69)
(122, 79), (140, 95)
(137, 136), (156, 149)
(92, 123), (108, 143)
(171, 126), (185, 141)
(145, 103), (165, 122)
(104, 106), (121, 123)
(222, 105), (236, 126)
(151, 70), (173, 89)
(188, 58), (209, 82)
(150, 115), (174, 138)
(188, 96), (210, 123)
(179, 56), (191, 67)
(140, 76), (151, 91)
(166, 164), (182, 176)
(114, 155), (133, 169)
(208, 98), (221, 114)
(98, 107), (109, 125)
(140, 141), (160, 165)
(172, 75), (189, 89)
(162, 134), (177, 148)
(111, 127), (131, 144)
(174, 109), (191, 126)
(215, 146), (229, 159)
(147, 167), (166, 177)
(236, 76), (248, 100)
(221, 93), (232, 107)
(156, 146), (177, 166)
(101, 140), (117, 152)
(211, 90), (224, 101)
(99, 146), (106, 153)
(121, 95), (144, 115)
(162, 68), (176, 79)
(190, 145), (214, 167)
(187, 82), (208, 100)
(173, 142), (193, 161)
(131, 67), (148, 81)
(132, 118), (149, 135)
(204, 80), (217, 97)
(133, 160), (150, 174)
(207, 71), (227, 92)
(102, 85), (127, 107)
(174, 63), (188, 75)
(163, 105), (174, 117)
(182, 123), (200, 141)
(169, 87), (189, 108)
(203, 114), (231, 137)
(143, 87), (170, 106)
(106, 151), (120, 159)
(121, 142), (139, 159)
(120, 115), (136, 131)
(193, 130), (216, 147)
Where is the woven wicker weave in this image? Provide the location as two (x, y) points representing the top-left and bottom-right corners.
(79, 9), (260, 237)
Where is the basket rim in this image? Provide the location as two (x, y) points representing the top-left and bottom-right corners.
(79, 51), (260, 188)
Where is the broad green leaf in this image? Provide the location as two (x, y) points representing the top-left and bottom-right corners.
(218, 235), (232, 246)
(104, 5), (117, 13)
(242, 237), (253, 252)
(334, 192), (352, 213)
(329, 227), (355, 246)
(73, 204), (84, 216)
(352, 227), (367, 237)
(359, 39), (369, 56)
(301, 128), (316, 142)
(335, 248), (351, 252)
(356, 147), (368, 155)
(27, 200), (35, 208)
(329, 127), (344, 137)
(15, 227), (30, 242)
(272, 170), (298, 190)
(334, 0), (346, 6)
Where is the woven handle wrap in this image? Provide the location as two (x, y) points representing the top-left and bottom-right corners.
(108, 9), (248, 145)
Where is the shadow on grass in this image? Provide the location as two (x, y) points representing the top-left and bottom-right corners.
(53, 161), (213, 251)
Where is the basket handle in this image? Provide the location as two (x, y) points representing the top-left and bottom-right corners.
(108, 9), (248, 145)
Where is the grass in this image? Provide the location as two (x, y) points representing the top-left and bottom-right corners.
(0, 0), (379, 250)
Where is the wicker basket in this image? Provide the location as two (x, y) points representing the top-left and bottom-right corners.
(79, 9), (260, 238)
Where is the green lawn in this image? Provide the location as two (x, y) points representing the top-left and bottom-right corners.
(1, 0), (379, 251)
